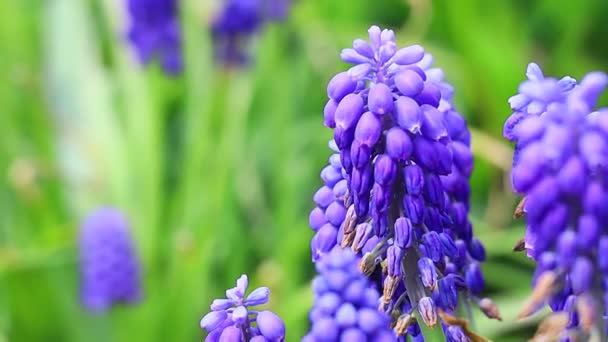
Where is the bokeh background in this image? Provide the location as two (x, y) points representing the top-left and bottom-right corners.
(2, 0), (608, 341)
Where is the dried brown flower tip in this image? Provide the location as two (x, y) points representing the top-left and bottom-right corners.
(479, 297), (503, 321)
(518, 271), (558, 319)
(514, 197), (527, 219)
(359, 252), (377, 276)
(340, 232), (355, 248)
(512, 238), (526, 252)
(393, 314), (415, 336)
(437, 310), (491, 342)
(529, 313), (569, 342)
(577, 294), (596, 332)
(343, 205), (357, 234)
(382, 276), (399, 304)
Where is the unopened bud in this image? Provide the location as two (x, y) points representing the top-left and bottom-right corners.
(479, 298), (502, 321)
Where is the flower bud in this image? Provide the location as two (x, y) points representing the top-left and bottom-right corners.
(353, 39), (374, 58)
(393, 45), (424, 65)
(479, 297), (502, 321)
(418, 257), (437, 290)
(439, 233), (458, 259)
(403, 195), (425, 225)
(556, 230), (577, 269)
(415, 83), (441, 107)
(394, 217), (413, 249)
(395, 69), (424, 97)
(325, 202), (346, 227)
(368, 83), (394, 115)
(403, 164), (425, 195)
(335, 303), (357, 327)
(200, 310), (227, 330)
(327, 72), (357, 101)
(387, 245), (404, 277)
(421, 106), (448, 142)
(395, 96), (422, 133)
(465, 263), (484, 295)
(386, 127), (413, 161)
(422, 231), (442, 262)
(340, 48), (370, 64)
(245, 287), (270, 306)
(323, 99), (338, 128)
(334, 93), (364, 130)
(219, 326), (242, 340)
(374, 154), (397, 186)
(355, 111), (382, 146)
(570, 257), (593, 295)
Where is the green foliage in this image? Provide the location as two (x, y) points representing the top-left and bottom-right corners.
(1, 0), (606, 340)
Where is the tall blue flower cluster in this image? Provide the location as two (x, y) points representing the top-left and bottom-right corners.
(506, 64), (608, 337)
(126, 0), (182, 75)
(303, 247), (396, 342)
(200, 274), (286, 341)
(211, 0), (290, 65)
(309, 25), (497, 339)
(79, 208), (142, 312)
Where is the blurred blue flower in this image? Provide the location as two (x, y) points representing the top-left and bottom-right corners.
(211, 0), (290, 66)
(200, 274), (285, 341)
(503, 63), (576, 142)
(79, 208), (142, 312)
(126, 0), (182, 74)
(304, 247), (396, 341)
(508, 64), (608, 337)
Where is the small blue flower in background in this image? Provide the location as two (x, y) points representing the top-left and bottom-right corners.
(507, 64), (608, 339)
(126, 0), (182, 75)
(303, 247), (396, 342)
(79, 208), (142, 312)
(200, 274), (286, 341)
(211, 0), (291, 66)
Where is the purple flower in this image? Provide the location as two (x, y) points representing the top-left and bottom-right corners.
(126, 0), (182, 74)
(79, 208), (142, 311)
(503, 63), (576, 142)
(507, 65), (608, 335)
(309, 25), (494, 338)
(305, 247), (394, 341)
(200, 274), (285, 341)
(211, 0), (290, 66)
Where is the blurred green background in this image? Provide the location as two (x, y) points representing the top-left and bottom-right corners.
(2, 0), (607, 341)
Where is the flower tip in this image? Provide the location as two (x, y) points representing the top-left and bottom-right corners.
(526, 62), (544, 81)
(256, 310), (286, 340)
(245, 287), (270, 306)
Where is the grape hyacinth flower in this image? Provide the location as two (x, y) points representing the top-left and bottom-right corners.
(126, 0), (182, 75)
(200, 274), (285, 341)
(303, 247), (397, 341)
(211, 0), (290, 66)
(507, 65), (608, 340)
(79, 208), (142, 312)
(310, 25), (499, 339)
